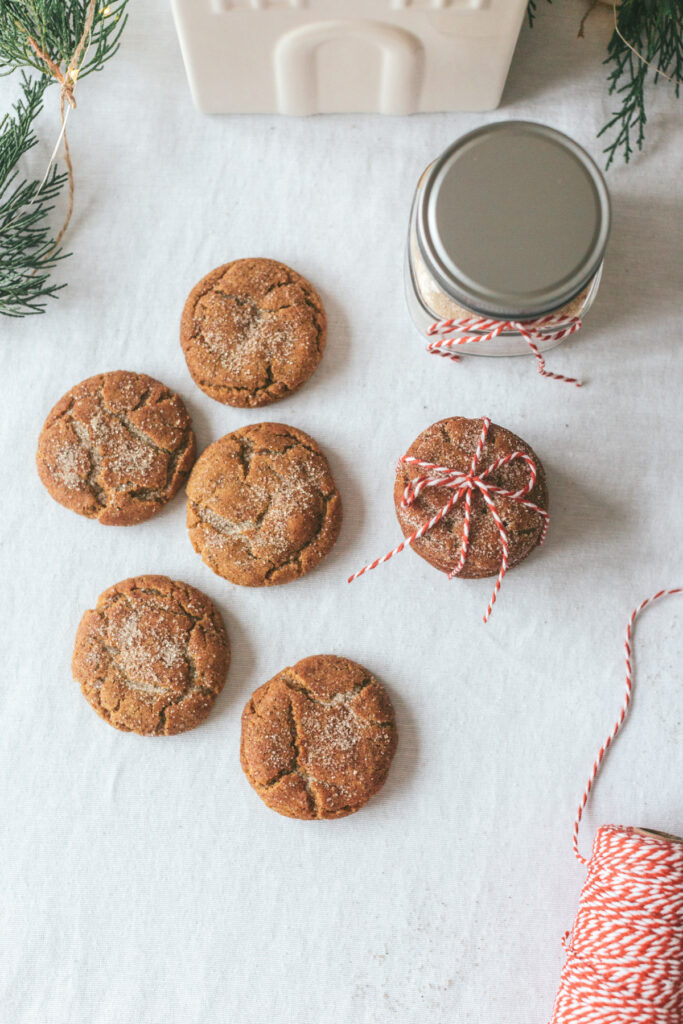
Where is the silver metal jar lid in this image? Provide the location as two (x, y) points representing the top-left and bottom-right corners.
(415, 121), (611, 320)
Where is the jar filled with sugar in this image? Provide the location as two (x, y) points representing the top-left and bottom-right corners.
(405, 121), (611, 370)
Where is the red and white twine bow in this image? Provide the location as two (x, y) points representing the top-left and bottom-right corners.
(348, 417), (549, 623)
(427, 314), (583, 387)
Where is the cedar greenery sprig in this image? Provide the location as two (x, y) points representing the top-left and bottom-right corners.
(0, 0), (128, 80)
(0, 0), (129, 317)
(600, 0), (683, 168)
(0, 74), (67, 316)
(527, 0), (682, 167)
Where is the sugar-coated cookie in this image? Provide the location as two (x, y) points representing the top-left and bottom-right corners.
(180, 258), (326, 408)
(186, 422), (342, 586)
(36, 371), (196, 526)
(72, 575), (229, 736)
(240, 655), (397, 820)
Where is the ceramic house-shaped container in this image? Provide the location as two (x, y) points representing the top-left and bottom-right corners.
(172, 0), (528, 114)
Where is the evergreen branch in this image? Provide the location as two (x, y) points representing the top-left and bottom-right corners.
(0, 1), (129, 80)
(0, 73), (68, 316)
(528, 0), (682, 166)
(0, 1), (130, 317)
(599, 0), (683, 167)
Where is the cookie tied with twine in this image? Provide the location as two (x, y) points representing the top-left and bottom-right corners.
(349, 416), (549, 622)
(550, 588), (683, 1024)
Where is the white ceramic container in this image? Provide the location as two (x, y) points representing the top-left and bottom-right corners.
(171, 0), (529, 115)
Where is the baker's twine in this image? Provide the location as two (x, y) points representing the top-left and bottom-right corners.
(551, 588), (683, 1024)
(347, 417), (549, 623)
(552, 825), (683, 1024)
(426, 315), (583, 387)
(572, 588), (683, 865)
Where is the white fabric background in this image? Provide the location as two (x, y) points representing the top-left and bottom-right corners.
(1, 3), (682, 1022)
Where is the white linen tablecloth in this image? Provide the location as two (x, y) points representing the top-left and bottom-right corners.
(1, 3), (682, 1022)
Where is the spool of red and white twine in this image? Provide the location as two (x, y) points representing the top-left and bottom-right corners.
(551, 588), (683, 1024)
(426, 315), (583, 387)
(348, 416), (549, 623)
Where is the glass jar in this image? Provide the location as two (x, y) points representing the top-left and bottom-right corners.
(405, 121), (611, 358)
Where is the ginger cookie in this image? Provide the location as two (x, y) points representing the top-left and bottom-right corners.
(394, 416), (548, 579)
(180, 258), (326, 408)
(186, 422), (342, 587)
(240, 655), (397, 820)
(72, 575), (229, 736)
(36, 371), (196, 526)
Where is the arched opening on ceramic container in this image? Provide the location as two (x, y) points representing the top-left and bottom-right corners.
(274, 19), (424, 114)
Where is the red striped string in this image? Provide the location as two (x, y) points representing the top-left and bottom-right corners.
(551, 589), (683, 1024)
(572, 588), (683, 865)
(426, 315), (583, 387)
(551, 825), (683, 1024)
(348, 417), (549, 623)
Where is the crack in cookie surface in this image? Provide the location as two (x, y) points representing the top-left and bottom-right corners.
(180, 258), (327, 409)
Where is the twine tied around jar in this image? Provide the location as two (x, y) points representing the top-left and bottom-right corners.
(426, 315), (584, 387)
(348, 417), (550, 623)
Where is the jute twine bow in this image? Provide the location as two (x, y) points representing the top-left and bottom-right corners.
(348, 417), (550, 623)
(426, 315), (583, 387)
(23, 0), (98, 250)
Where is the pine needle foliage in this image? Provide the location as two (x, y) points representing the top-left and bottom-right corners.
(0, 0), (129, 317)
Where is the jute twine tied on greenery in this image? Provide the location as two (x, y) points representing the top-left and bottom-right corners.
(580, 1), (682, 85)
(23, 0), (97, 249)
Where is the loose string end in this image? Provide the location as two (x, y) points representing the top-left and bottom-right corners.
(572, 587), (682, 863)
